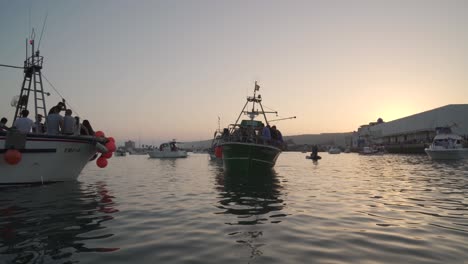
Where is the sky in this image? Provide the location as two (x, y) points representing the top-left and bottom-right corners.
(1, 0), (468, 145)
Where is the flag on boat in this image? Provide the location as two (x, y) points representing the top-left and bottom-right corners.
(255, 81), (260, 91)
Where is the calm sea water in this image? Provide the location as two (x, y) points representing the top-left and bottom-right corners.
(1, 152), (467, 264)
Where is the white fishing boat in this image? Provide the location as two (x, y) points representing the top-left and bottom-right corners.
(424, 127), (468, 160)
(148, 140), (187, 158)
(0, 38), (114, 184)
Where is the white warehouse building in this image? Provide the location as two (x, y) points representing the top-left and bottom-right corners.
(354, 104), (468, 153)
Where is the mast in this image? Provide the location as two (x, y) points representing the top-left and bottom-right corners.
(13, 38), (48, 122)
(232, 82), (278, 131)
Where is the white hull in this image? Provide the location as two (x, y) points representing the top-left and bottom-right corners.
(328, 149), (341, 154)
(0, 135), (99, 184)
(424, 148), (468, 160)
(148, 150), (187, 158)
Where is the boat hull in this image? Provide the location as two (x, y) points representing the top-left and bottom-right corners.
(115, 151), (127, 156)
(424, 148), (468, 160)
(0, 134), (99, 184)
(221, 142), (281, 172)
(148, 150), (187, 158)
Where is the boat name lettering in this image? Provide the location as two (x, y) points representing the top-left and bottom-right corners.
(64, 148), (81, 153)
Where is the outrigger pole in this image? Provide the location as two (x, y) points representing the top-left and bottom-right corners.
(269, 116), (297, 122)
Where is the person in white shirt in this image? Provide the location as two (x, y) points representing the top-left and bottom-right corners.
(32, 114), (45, 133)
(62, 109), (75, 135)
(45, 107), (64, 135)
(13, 109), (34, 133)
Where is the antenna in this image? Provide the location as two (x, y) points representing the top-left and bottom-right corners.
(38, 11), (48, 50)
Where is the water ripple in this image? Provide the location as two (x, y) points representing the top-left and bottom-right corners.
(0, 153), (467, 263)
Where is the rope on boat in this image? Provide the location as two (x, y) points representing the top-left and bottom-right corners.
(41, 73), (81, 117)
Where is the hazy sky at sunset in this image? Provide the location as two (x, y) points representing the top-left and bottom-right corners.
(1, 0), (467, 144)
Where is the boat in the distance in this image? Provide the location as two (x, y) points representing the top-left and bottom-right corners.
(148, 140), (188, 158)
(209, 129), (224, 161)
(359, 146), (384, 155)
(219, 82), (291, 172)
(115, 147), (127, 156)
(306, 154), (321, 160)
(424, 127), (468, 160)
(0, 38), (113, 184)
(328, 146), (341, 154)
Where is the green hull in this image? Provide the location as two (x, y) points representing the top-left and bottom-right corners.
(221, 142), (281, 172)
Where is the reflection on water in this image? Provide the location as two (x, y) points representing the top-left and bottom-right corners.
(0, 181), (119, 263)
(213, 164), (285, 260)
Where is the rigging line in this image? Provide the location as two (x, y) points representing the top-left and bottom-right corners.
(0, 64), (24, 69)
(262, 104), (277, 112)
(41, 73), (80, 117)
(38, 11), (48, 50)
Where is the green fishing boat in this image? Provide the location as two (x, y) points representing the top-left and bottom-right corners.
(220, 82), (292, 172)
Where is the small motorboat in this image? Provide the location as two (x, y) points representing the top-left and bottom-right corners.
(328, 146), (341, 154)
(424, 127), (468, 160)
(148, 140), (187, 158)
(306, 154), (321, 160)
(359, 146), (384, 155)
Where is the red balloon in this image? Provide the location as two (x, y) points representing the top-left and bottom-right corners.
(4, 149), (22, 165)
(95, 131), (105, 138)
(96, 157), (108, 168)
(105, 141), (116, 152)
(215, 146), (223, 158)
(101, 151), (113, 159)
(108, 137), (115, 142)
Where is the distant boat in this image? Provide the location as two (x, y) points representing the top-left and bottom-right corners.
(148, 140), (188, 158)
(424, 127), (468, 160)
(328, 146), (341, 154)
(306, 154), (321, 161)
(0, 38), (112, 184)
(209, 130), (224, 161)
(359, 146), (383, 155)
(115, 148), (127, 156)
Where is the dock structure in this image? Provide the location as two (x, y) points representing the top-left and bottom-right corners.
(353, 104), (468, 154)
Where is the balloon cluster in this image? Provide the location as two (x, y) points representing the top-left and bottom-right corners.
(95, 131), (116, 168)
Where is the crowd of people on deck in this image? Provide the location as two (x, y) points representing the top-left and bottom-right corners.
(0, 101), (95, 136)
(226, 122), (285, 149)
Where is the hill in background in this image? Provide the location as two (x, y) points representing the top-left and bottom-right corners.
(183, 132), (353, 151)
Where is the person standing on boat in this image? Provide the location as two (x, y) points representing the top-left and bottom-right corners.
(0, 117), (8, 131)
(271, 125), (284, 148)
(74, 116), (86, 135)
(62, 109), (75, 135)
(13, 109), (34, 133)
(32, 114), (45, 133)
(262, 124), (271, 144)
(311, 145), (318, 159)
(82, 120), (95, 136)
(45, 106), (64, 135)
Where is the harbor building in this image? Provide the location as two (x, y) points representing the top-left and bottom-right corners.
(353, 104), (468, 153)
